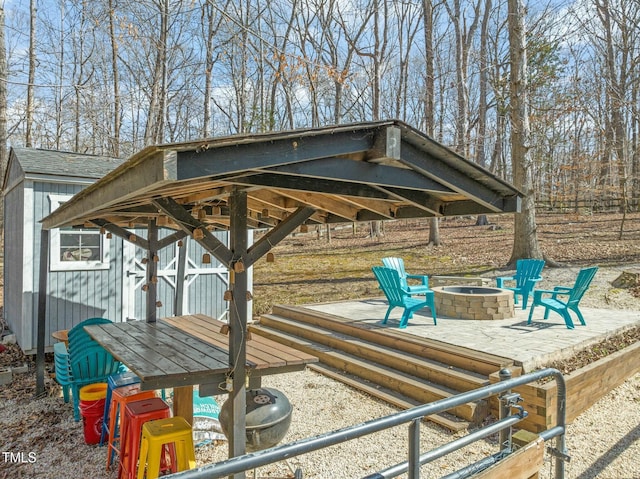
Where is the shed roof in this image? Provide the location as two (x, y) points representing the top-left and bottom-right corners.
(41, 120), (521, 231)
(8, 147), (123, 181)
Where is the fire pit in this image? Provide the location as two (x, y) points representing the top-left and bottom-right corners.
(432, 286), (514, 320)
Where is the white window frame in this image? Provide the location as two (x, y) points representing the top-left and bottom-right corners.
(49, 194), (110, 271)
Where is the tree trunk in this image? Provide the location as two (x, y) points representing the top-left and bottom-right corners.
(109, 0), (121, 156)
(423, 0), (443, 246)
(0, 5), (7, 237)
(25, 0), (36, 147)
(507, 0), (544, 266)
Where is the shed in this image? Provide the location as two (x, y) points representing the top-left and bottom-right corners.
(2, 148), (231, 353)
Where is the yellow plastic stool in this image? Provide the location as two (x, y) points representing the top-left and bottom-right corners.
(137, 416), (196, 479)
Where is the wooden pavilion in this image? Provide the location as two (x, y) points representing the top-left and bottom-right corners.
(38, 120), (523, 476)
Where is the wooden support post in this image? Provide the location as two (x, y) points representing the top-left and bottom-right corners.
(146, 219), (158, 323)
(173, 386), (194, 426)
(228, 189), (248, 479)
(35, 229), (50, 397)
(174, 239), (188, 316)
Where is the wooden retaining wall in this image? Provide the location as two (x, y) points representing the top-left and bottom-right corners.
(490, 341), (640, 432)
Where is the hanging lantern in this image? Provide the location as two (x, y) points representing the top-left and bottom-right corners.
(202, 253), (211, 264)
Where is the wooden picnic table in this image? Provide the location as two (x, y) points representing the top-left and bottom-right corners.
(84, 314), (317, 423)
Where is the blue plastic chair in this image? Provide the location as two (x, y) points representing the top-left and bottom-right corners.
(372, 266), (437, 328)
(496, 259), (545, 309)
(382, 257), (430, 294)
(527, 266), (598, 329)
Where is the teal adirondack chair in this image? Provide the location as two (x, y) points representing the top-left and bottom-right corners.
(496, 259), (545, 309)
(67, 317), (112, 354)
(69, 344), (122, 421)
(372, 266), (437, 328)
(382, 257), (430, 294)
(58, 318), (121, 420)
(527, 266), (598, 329)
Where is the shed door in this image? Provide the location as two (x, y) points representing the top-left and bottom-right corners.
(122, 233), (231, 322)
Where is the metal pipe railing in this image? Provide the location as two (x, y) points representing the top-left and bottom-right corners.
(167, 367), (567, 479)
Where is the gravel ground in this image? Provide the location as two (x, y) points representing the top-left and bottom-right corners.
(1, 266), (639, 479)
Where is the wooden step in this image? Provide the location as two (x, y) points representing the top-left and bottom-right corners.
(249, 323), (487, 424)
(272, 304), (513, 376)
(307, 363), (470, 433)
(259, 313), (488, 392)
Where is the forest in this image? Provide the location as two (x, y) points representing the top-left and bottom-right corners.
(1, 0), (639, 212)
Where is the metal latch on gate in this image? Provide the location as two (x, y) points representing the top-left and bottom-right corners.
(547, 447), (571, 463)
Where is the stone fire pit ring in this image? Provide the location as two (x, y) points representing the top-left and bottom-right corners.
(432, 285), (515, 320)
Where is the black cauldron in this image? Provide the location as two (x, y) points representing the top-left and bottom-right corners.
(219, 387), (293, 451)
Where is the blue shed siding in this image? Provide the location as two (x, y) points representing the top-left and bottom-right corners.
(3, 183), (27, 347)
(127, 230), (229, 321)
(28, 182), (125, 352)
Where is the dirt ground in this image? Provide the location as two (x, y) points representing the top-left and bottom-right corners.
(251, 211), (640, 311)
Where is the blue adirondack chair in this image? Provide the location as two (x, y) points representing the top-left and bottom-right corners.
(372, 266), (436, 328)
(496, 259), (545, 309)
(69, 344), (122, 421)
(527, 266), (598, 329)
(382, 257), (430, 294)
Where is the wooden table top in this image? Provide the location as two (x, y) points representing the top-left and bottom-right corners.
(84, 314), (317, 392)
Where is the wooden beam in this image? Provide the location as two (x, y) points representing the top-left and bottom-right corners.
(401, 142), (510, 213)
(245, 206), (315, 267)
(92, 219), (150, 250)
(276, 190), (361, 222)
(265, 156), (452, 193)
(42, 149), (177, 229)
(153, 197), (234, 267)
(176, 127), (377, 180)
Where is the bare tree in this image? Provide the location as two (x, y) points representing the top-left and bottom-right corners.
(25, 0), (37, 147)
(108, 0), (122, 156)
(423, 0), (442, 246)
(507, 0), (545, 265)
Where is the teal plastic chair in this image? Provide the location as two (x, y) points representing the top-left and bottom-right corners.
(527, 266), (598, 329)
(382, 257), (430, 294)
(372, 266), (437, 328)
(53, 342), (72, 403)
(69, 344), (122, 421)
(496, 259), (545, 309)
(61, 318), (121, 420)
(67, 317), (112, 355)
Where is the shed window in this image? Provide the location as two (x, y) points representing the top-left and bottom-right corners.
(49, 194), (110, 271)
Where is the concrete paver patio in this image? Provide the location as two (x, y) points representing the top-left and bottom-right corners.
(305, 299), (640, 372)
